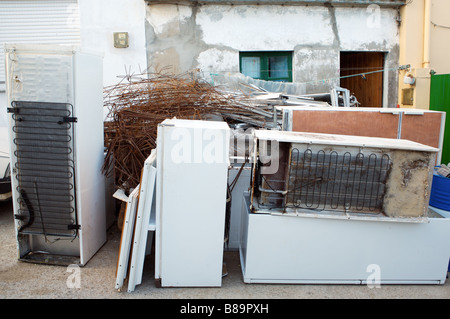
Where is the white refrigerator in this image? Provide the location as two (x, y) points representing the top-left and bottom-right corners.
(5, 44), (106, 266)
(155, 119), (230, 287)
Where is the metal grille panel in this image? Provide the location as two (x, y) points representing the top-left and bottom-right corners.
(286, 147), (392, 213)
(11, 101), (77, 237)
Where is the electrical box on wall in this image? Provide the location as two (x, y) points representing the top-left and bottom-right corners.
(113, 32), (129, 48)
(402, 88), (414, 106)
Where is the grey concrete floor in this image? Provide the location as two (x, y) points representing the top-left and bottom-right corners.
(1, 199), (450, 300)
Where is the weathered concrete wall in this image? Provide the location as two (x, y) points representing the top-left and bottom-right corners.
(79, 0), (148, 87)
(145, 3), (399, 107)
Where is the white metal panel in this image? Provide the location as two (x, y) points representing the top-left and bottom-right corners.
(115, 187), (140, 291)
(5, 43), (75, 103)
(155, 119), (230, 287)
(240, 194), (450, 284)
(0, 0), (80, 83)
(73, 50), (106, 265)
(128, 150), (157, 292)
(227, 164), (252, 250)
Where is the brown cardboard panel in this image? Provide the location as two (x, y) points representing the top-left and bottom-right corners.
(291, 110), (399, 139)
(401, 113), (442, 148)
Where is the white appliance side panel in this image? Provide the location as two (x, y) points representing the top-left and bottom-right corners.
(155, 129), (163, 282)
(227, 165), (251, 250)
(241, 195), (450, 284)
(239, 192), (250, 279)
(157, 121), (230, 287)
(5, 46), (74, 104)
(73, 52), (106, 265)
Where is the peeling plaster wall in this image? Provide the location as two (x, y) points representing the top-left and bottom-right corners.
(145, 3), (399, 106)
(146, 4), (197, 74)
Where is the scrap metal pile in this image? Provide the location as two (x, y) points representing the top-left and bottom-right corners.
(102, 69), (360, 191)
(102, 69), (276, 190)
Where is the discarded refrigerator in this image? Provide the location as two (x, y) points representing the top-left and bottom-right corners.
(5, 44), (106, 266)
(240, 129), (450, 284)
(155, 119), (230, 287)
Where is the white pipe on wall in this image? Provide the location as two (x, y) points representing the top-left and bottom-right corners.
(423, 0), (431, 68)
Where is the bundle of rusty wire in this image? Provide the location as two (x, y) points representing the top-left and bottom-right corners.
(102, 69), (272, 190)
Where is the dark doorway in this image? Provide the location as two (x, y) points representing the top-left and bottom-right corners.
(340, 52), (385, 107)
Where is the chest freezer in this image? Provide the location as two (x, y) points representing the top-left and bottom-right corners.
(250, 130), (438, 218)
(240, 194), (450, 284)
(239, 129), (450, 284)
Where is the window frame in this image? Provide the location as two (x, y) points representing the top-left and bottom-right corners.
(239, 51), (293, 82)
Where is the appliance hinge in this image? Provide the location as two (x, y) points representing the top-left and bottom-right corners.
(7, 107), (19, 114)
(59, 116), (78, 124)
(68, 224), (81, 230)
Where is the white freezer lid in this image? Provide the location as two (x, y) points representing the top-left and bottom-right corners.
(254, 129), (439, 153)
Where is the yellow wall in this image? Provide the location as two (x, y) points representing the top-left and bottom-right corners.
(398, 0), (450, 109)
(429, 0), (450, 74)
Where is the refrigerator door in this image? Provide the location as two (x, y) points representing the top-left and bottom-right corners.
(115, 186), (140, 291)
(155, 119), (230, 287)
(127, 150), (157, 292)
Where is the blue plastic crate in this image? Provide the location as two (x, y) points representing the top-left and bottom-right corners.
(430, 169), (450, 211)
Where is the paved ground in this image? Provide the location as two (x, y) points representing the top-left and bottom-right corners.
(1, 199), (450, 300)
